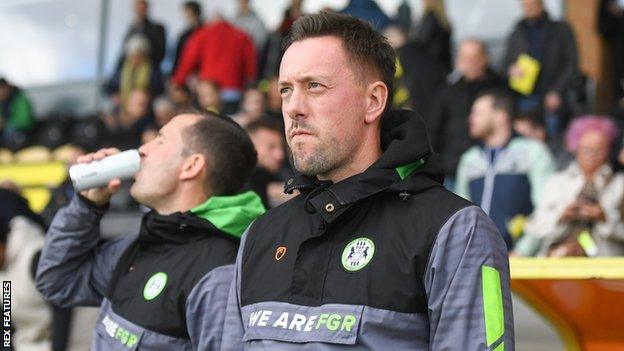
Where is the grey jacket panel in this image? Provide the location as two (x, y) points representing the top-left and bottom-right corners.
(92, 298), (193, 351)
(35, 195), (135, 307)
(425, 205), (515, 350)
(186, 264), (235, 350)
(236, 301), (429, 350)
(222, 228), (250, 350)
(222, 207), (514, 350)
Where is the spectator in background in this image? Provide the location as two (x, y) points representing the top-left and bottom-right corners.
(0, 188), (51, 350)
(107, 35), (164, 111)
(259, 0), (303, 79)
(0, 78), (35, 146)
(172, 1), (203, 75)
(503, 0), (578, 137)
(521, 116), (624, 256)
(232, 0), (268, 53)
(278, 0), (304, 34)
(118, 0), (166, 69)
(246, 120), (292, 209)
(168, 83), (194, 111)
(141, 96), (176, 144)
(141, 126), (158, 145)
(232, 86), (267, 127)
(264, 76), (283, 121)
(514, 108), (572, 169)
(383, 23), (446, 119)
(173, 14), (257, 115)
(455, 90), (555, 249)
(413, 0), (452, 71)
(122, 90), (152, 134)
(339, 0), (390, 30)
(153, 95), (176, 128)
(598, 0), (624, 107)
(196, 80), (221, 114)
(102, 89), (153, 149)
(395, 0), (413, 34)
(514, 109), (547, 142)
(429, 39), (504, 187)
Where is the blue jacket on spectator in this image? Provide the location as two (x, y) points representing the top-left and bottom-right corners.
(455, 136), (556, 249)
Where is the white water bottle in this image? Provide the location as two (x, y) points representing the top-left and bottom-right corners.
(69, 150), (140, 192)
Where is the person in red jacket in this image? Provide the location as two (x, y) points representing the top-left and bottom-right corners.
(172, 15), (257, 114)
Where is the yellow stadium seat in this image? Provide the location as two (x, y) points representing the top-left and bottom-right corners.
(15, 146), (52, 163)
(21, 187), (52, 213)
(0, 162), (67, 188)
(0, 162), (68, 213)
(52, 144), (84, 164)
(0, 149), (13, 163)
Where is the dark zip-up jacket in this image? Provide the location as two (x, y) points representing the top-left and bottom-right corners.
(503, 12), (578, 96)
(222, 110), (514, 350)
(36, 191), (265, 350)
(428, 69), (505, 177)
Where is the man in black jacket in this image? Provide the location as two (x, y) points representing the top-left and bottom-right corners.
(503, 0), (578, 136)
(118, 0), (167, 68)
(36, 113), (265, 350)
(172, 1), (203, 75)
(429, 39), (504, 187)
(383, 23), (446, 120)
(222, 12), (514, 350)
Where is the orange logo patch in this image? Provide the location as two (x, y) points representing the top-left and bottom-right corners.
(275, 246), (287, 261)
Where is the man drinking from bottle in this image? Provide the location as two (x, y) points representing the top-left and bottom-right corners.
(36, 112), (265, 350)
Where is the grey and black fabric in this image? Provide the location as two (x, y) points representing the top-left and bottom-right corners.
(36, 191), (263, 350)
(222, 110), (514, 350)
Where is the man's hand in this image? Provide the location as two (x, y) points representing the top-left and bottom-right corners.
(76, 148), (122, 206)
(578, 202), (606, 222)
(544, 91), (562, 112)
(559, 202), (580, 223)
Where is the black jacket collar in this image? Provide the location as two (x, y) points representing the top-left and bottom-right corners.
(138, 210), (223, 245)
(520, 11), (552, 29)
(284, 109), (443, 222)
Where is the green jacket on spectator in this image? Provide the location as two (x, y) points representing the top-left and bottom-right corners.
(1, 89), (35, 131)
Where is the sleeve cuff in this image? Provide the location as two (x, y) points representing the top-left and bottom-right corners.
(76, 193), (110, 213)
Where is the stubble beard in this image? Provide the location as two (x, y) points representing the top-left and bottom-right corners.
(290, 134), (354, 178)
(292, 146), (334, 176)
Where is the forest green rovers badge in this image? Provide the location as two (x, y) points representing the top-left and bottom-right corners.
(341, 237), (375, 272)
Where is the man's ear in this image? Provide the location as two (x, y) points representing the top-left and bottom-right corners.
(365, 81), (388, 125)
(179, 154), (206, 181)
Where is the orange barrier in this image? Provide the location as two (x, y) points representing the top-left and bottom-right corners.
(510, 258), (624, 351)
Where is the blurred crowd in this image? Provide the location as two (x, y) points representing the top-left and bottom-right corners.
(2, 0), (624, 348)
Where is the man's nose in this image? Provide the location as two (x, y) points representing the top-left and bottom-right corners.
(284, 88), (306, 121)
(138, 143), (149, 157)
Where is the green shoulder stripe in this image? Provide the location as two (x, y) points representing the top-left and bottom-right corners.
(482, 265), (505, 348)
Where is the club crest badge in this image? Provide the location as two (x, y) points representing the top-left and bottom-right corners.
(143, 272), (168, 301)
(341, 237), (375, 272)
